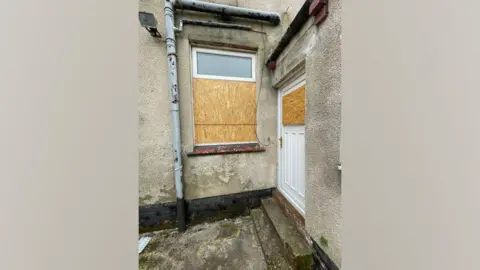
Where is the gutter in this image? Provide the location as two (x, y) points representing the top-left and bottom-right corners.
(174, 19), (252, 32)
(265, 0), (328, 70)
(175, 0), (281, 25)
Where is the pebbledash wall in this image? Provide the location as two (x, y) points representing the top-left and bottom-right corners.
(271, 0), (342, 267)
(139, 0), (304, 205)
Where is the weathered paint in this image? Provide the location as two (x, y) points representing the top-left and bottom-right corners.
(139, 0), (304, 205)
(188, 143), (265, 156)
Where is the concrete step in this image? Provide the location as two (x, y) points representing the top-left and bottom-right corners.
(261, 198), (313, 270)
(251, 209), (292, 270)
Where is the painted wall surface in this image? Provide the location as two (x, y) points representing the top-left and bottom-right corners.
(139, 0), (303, 205)
(272, 0), (342, 266)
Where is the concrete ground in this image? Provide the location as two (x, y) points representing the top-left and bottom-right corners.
(139, 216), (268, 270)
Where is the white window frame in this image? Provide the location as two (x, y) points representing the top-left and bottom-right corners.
(192, 47), (256, 82)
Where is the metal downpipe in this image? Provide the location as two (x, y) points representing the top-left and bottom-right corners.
(164, 0), (186, 232)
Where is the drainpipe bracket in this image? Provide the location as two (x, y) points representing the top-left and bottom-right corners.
(309, 0), (328, 16)
(313, 5), (328, 26)
(267, 60), (277, 71)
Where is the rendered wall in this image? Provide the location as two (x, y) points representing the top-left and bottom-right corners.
(271, 0), (342, 266)
(139, 0), (303, 205)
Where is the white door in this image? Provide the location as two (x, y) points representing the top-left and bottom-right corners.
(277, 77), (306, 216)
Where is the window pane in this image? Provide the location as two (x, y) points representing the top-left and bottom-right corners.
(196, 52), (253, 79)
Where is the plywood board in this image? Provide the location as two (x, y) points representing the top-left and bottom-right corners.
(282, 85), (305, 125)
(193, 78), (256, 125)
(195, 125), (256, 144)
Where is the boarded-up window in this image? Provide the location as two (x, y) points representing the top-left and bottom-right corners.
(192, 47), (256, 144)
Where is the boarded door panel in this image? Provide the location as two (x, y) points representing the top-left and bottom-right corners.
(282, 85), (305, 125)
(195, 125), (256, 144)
(193, 78), (256, 125)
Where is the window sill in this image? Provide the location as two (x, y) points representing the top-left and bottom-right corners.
(187, 143), (266, 157)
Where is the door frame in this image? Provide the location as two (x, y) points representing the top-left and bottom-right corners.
(277, 74), (307, 216)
